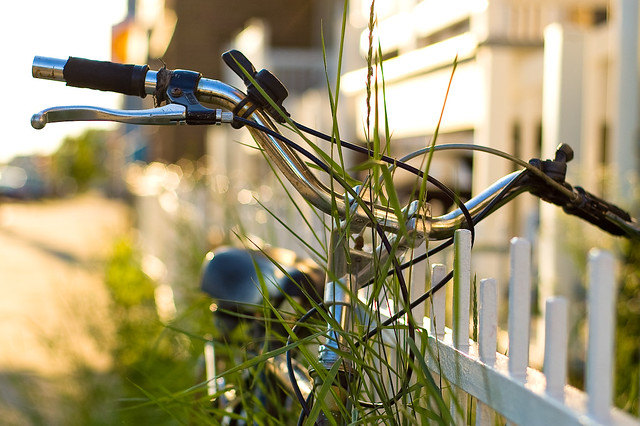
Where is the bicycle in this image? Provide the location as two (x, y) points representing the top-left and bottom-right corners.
(31, 51), (640, 424)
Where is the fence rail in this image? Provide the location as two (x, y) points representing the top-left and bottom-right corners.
(415, 229), (639, 425)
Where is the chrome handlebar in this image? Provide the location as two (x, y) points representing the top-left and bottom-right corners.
(31, 56), (425, 239)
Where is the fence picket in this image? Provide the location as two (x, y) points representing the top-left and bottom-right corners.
(417, 238), (638, 425)
(476, 278), (497, 426)
(451, 229), (472, 423)
(507, 237), (532, 382)
(544, 296), (568, 401)
(430, 264), (447, 339)
(478, 278), (498, 366)
(586, 249), (617, 423)
(453, 228), (472, 352)
(428, 263), (446, 416)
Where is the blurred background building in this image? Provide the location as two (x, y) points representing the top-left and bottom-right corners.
(337, 0), (640, 360)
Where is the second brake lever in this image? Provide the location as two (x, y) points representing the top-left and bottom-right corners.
(31, 104), (188, 129)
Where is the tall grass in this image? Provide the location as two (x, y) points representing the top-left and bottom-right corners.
(190, 0), (458, 422)
(104, 1), (465, 424)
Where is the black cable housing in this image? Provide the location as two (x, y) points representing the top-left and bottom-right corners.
(233, 116), (522, 417)
(235, 115), (418, 411)
(292, 120), (476, 244)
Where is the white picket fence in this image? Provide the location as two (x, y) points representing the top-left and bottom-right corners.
(415, 229), (639, 425)
(130, 164), (639, 423)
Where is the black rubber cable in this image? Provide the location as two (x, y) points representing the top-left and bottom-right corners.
(235, 115), (417, 411)
(287, 173), (525, 413)
(291, 120), (476, 244)
(233, 117), (518, 416)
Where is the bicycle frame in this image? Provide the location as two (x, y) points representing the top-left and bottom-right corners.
(31, 54), (640, 424)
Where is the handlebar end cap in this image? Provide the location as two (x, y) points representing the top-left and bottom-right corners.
(31, 113), (46, 129)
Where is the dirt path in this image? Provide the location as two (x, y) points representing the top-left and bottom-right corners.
(0, 194), (130, 424)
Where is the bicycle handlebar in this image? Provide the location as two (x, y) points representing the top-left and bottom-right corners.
(31, 55), (640, 241)
(32, 56), (417, 237)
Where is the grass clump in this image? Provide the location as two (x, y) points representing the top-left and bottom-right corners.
(102, 236), (212, 424)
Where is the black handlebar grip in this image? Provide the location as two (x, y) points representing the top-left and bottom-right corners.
(64, 57), (149, 98)
(563, 186), (632, 236)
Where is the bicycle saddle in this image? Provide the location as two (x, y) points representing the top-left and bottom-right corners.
(200, 246), (323, 313)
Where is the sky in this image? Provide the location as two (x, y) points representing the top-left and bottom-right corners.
(1, 0), (128, 163)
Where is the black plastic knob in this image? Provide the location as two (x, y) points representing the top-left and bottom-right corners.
(222, 49), (290, 123)
(555, 143), (574, 163)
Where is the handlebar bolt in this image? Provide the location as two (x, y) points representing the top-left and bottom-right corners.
(170, 87), (183, 98)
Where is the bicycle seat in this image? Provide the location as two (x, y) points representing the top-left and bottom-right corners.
(200, 246), (323, 313)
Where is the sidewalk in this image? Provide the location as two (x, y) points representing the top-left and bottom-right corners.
(0, 193), (130, 424)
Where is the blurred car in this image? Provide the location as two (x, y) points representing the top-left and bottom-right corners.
(0, 164), (49, 199)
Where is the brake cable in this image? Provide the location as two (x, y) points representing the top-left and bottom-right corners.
(234, 115), (488, 415)
(235, 116), (418, 410)
(278, 131), (531, 416)
(291, 120), (476, 244)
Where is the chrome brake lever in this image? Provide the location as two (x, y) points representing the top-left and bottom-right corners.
(31, 104), (189, 129)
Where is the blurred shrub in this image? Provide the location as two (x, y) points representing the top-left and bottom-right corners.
(616, 238), (640, 415)
(51, 129), (109, 194)
(103, 236), (211, 424)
